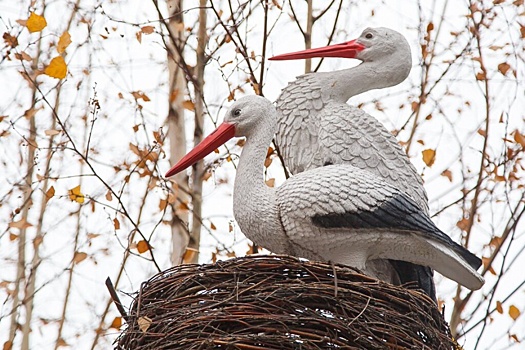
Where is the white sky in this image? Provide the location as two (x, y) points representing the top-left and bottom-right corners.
(0, 0), (524, 349)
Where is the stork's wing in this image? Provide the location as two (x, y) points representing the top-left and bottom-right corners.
(277, 165), (483, 290)
(275, 73), (326, 174)
(317, 103), (429, 213)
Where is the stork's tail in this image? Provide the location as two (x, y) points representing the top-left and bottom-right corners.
(390, 261), (436, 303)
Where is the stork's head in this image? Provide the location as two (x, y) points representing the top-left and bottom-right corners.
(223, 96), (276, 138)
(165, 96), (275, 177)
(270, 27), (412, 87)
(270, 27), (411, 63)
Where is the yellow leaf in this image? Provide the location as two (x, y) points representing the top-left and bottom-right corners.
(45, 186), (55, 200)
(496, 301), (503, 314)
(210, 222), (217, 230)
(110, 317), (122, 329)
(8, 218), (32, 229)
(26, 12), (47, 33)
(44, 56), (67, 79)
(68, 185), (85, 203)
(137, 316), (152, 332)
(9, 233), (18, 241)
(105, 190), (112, 201)
(73, 251), (87, 264)
(57, 31), (72, 54)
(422, 149), (436, 167)
(509, 305), (521, 320)
(265, 178), (275, 187)
(137, 240), (150, 254)
(113, 218), (120, 230)
(183, 100), (195, 111)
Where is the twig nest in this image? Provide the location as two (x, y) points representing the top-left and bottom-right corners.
(116, 255), (458, 349)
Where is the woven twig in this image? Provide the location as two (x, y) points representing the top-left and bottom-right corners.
(116, 255), (458, 349)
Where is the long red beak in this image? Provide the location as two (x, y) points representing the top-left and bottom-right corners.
(269, 39), (365, 61)
(165, 122), (236, 177)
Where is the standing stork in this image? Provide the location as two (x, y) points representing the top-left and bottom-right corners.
(269, 27), (436, 299)
(165, 96), (484, 293)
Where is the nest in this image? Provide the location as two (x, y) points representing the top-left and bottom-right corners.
(116, 255), (458, 349)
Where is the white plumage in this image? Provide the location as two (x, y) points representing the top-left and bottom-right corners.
(165, 96), (484, 291)
(270, 27), (434, 297)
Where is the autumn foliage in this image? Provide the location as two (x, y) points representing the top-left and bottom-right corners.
(1, 1), (524, 349)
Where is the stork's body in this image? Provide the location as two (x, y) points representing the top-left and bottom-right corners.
(165, 96), (484, 292)
(271, 28), (434, 297)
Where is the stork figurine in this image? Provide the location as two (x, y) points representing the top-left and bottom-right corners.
(270, 27), (437, 299)
(165, 96), (484, 293)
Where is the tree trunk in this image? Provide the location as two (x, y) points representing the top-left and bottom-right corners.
(187, 0), (208, 263)
(167, 0), (191, 265)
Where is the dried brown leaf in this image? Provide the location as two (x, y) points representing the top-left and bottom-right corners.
(45, 129), (60, 136)
(57, 31), (71, 54)
(45, 186), (55, 200)
(137, 240), (150, 254)
(182, 247), (198, 263)
(73, 251), (87, 264)
(138, 316), (152, 332)
(496, 301), (503, 314)
(456, 217), (469, 231)
(110, 316), (122, 329)
(9, 218), (32, 229)
(498, 62), (511, 75)
(513, 130), (525, 147)
(441, 169), (453, 182)
(141, 26), (154, 34)
(3, 32), (18, 48)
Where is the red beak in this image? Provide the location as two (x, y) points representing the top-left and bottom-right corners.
(269, 39), (365, 61)
(165, 122), (236, 177)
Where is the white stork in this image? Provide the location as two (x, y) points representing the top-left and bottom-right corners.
(270, 27), (437, 299)
(165, 96), (484, 293)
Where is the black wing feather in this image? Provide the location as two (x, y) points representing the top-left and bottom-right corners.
(311, 193), (482, 270)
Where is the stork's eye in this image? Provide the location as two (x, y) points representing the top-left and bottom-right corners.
(233, 108), (241, 117)
(365, 33), (373, 39)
